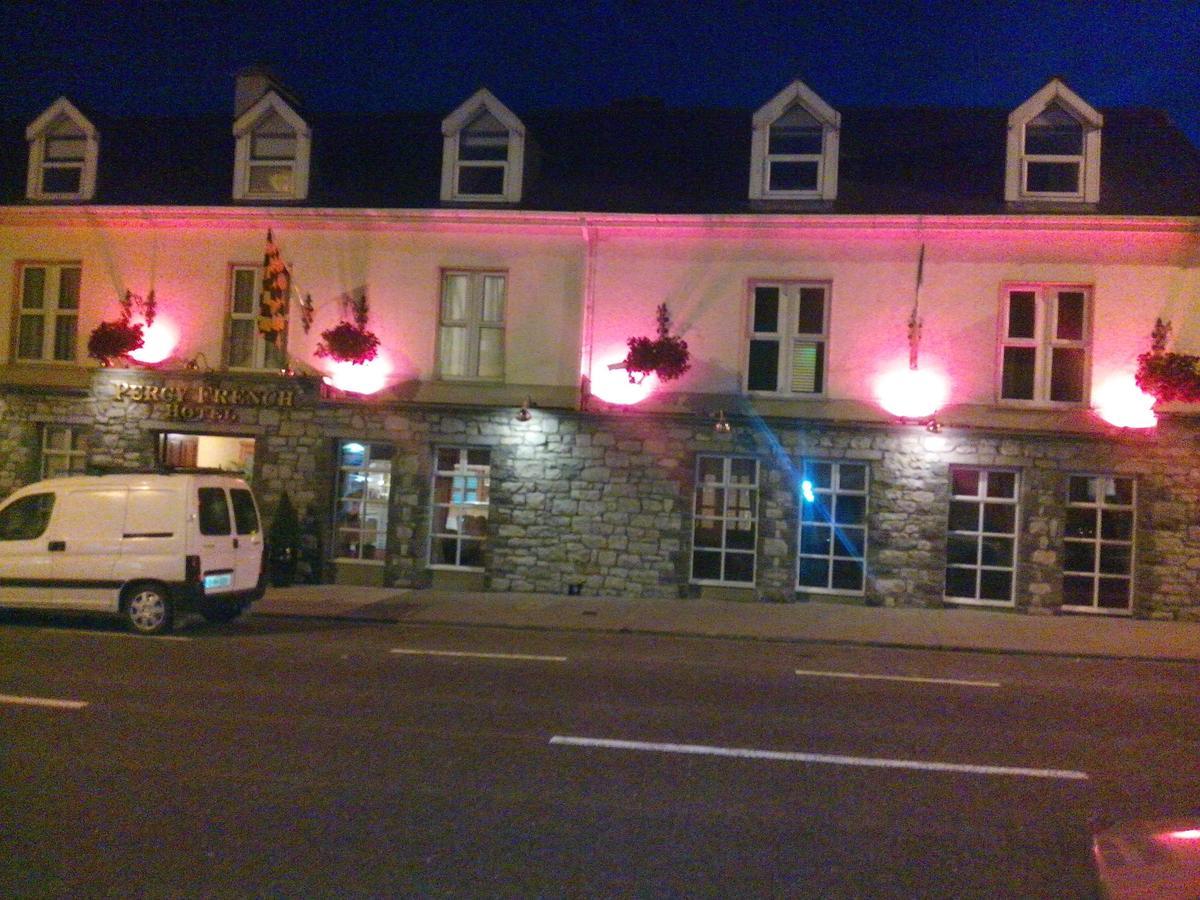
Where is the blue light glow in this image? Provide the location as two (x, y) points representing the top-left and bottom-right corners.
(801, 480), (815, 503)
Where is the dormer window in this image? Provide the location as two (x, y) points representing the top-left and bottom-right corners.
(1006, 78), (1102, 204)
(750, 80), (840, 202)
(232, 92), (310, 201)
(441, 88), (525, 204)
(25, 97), (98, 202)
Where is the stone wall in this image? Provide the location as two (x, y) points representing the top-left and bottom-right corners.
(3, 371), (1200, 618)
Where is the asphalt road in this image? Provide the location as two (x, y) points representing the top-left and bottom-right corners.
(2, 609), (1199, 898)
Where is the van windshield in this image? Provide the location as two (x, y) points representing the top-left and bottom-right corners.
(198, 488), (232, 536)
(0, 493), (55, 541)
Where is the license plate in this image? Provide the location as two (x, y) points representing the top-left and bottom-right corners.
(204, 573), (233, 590)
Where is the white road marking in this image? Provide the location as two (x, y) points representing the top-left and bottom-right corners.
(32, 627), (191, 642)
(390, 648), (567, 662)
(549, 736), (1088, 781)
(795, 669), (1001, 688)
(0, 694), (88, 710)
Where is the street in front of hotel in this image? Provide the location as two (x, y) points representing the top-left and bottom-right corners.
(4, 596), (1199, 896)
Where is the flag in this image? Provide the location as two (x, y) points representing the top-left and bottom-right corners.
(258, 229), (291, 345)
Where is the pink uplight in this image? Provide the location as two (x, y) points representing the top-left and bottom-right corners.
(875, 365), (950, 420)
(1094, 374), (1157, 429)
(1165, 829), (1200, 841)
(591, 356), (657, 405)
(322, 357), (390, 395)
(126, 318), (178, 365)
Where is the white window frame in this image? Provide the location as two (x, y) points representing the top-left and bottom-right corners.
(746, 280), (829, 396)
(334, 441), (393, 565)
(1005, 78), (1102, 204)
(232, 93), (311, 201)
(25, 98), (98, 202)
(796, 460), (869, 595)
(436, 270), (506, 381)
(944, 467), (1020, 608)
(14, 263), (81, 364)
(440, 88), (525, 204)
(226, 264), (287, 371)
(1062, 474), (1136, 616)
(41, 424), (88, 478)
(749, 80), (840, 201)
(998, 283), (1091, 406)
(690, 455), (759, 586)
(429, 446), (492, 571)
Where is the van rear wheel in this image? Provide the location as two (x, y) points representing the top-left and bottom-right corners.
(123, 583), (173, 635)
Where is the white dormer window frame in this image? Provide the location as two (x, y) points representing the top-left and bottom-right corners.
(1005, 78), (1102, 204)
(441, 88), (525, 203)
(232, 92), (311, 201)
(750, 80), (840, 201)
(25, 98), (99, 202)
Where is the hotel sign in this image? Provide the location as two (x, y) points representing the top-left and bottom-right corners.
(113, 382), (296, 423)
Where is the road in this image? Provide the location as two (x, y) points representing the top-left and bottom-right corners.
(2, 609), (1199, 897)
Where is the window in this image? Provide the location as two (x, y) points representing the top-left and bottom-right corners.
(40, 117), (88, 195)
(438, 271), (505, 380)
(455, 110), (509, 197)
(797, 461), (868, 594)
(691, 456), (758, 585)
(230, 489), (261, 536)
(747, 282), (828, 394)
(999, 285), (1090, 404)
(440, 88), (524, 203)
(1023, 102), (1083, 196)
(16, 264), (80, 362)
(227, 265), (286, 370)
(1062, 475), (1135, 613)
(41, 425), (87, 478)
(247, 111), (297, 196)
(0, 493), (55, 541)
(766, 105), (824, 194)
(231, 94), (310, 201)
(198, 488), (232, 536)
(945, 467), (1019, 606)
(430, 447), (491, 568)
(335, 442), (393, 563)
(25, 99), (98, 201)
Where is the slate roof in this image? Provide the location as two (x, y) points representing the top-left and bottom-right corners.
(2, 102), (1198, 215)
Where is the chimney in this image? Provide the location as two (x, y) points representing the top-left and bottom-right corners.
(234, 65), (281, 118)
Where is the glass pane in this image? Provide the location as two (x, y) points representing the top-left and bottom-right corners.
(1110, 478), (1134, 505)
(947, 534), (977, 566)
(753, 287), (779, 333)
(1099, 544), (1132, 575)
(790, 341), (823, 393)
(797, 288), (825, 334)
(45, 137), (86, 160)
(439, 326), (468, 376)
(693, 520), (722, 548)
(433, 537), (459, 566)
(42, 167), (82, 193)
(340, 441), (367, 467)
(800, 525), (831, 556)
(948, 500), (979, 532)
(22, 268), (46, 309)
(987, 471), (1017, 499)
(1025, 106), (1083, 155)
(478, 328), (504, 379)
(58, 268), (81, 310)
(198, 488), (231, 536)
(1050, 348), (1086, 402)
(1002, 346), (1037, 400)
(726, 524), (756, 551)
(1065, 507), (1097, 539)
(839, 464), (867, 492)
(730, 458), (757, 484)
(229, 321), (255, 368)
(457, 165), (505, 195)
(431, 506), (453, 535)
(982, 503), (1016, 534)
(769, 108), (822, 154)
(1101, 510), (1134, 541)
(460, 134), (509, 161)
(833, 494), (866, 526)
(1097, 577), (1131, 609)
(951, 468), (980, 497)
(1062, 575), (1094, 607)
(723, 552), (755, 584)
(459, 539), (485, 567)
(233, 269), (257, 314)
(806, 462), (833, 490)
(1026, 161), (1080, 193)
(980, 536), (1013, 566)
(248, 165), (293, 194)
(441, 275), (469, 321)
(1007, 291), (1036, 339)
(831, 559), (863, 591)
(834, 527), (864, 559)
(482, 277), (505, 323)
(747, 339), (779, 391)
(466, 448), (490, 467)
(979, 569), (1013, 601)
(251, 134), (296, 159)
(692, 550), (721, 580)
(1056, 292), (1086, 340)
(697, 456), (724, 483)
(801, 496), (830, 523)
(945, 568), (976, 598)
(769, 160), (819, 191)
(230, 489), (260, 535)
(436, 448), (461, 471)
(1068, 476), (1094, 504)
(797, 556), (829, 588)
(18, 316), (44, 359)
(696, 487), (724, 518)
(53, 316), (77, 361)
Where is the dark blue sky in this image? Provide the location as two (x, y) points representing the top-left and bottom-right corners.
(2, 0), (1197, 145)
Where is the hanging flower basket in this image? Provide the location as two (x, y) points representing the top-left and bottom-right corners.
(87, 289), (156, 366)
(315, 291), (380, 365)
(1135, 318), (1200, 403)
(620, 303), (691, 383)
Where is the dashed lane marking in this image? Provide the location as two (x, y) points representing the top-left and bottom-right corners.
(795, 669), (1001, 688)
(391, 648), (568, 662)
(549, 736), (1088, 781)
(0, 694), (88, 710)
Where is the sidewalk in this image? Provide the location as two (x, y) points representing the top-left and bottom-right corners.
(255, 584), (1200, 661)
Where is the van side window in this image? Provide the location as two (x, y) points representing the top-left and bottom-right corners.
(0, 493), (55, 541)
(198, 488), (232, 536)
(230, 489), (260, 535)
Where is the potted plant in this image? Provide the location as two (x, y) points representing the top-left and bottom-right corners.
(267, 492), (301, 587)
(87, 289), (156, 366)
(620, 303), (691, 383)
(1136, 318), (1200, 403)
(315, 291), (380, 365)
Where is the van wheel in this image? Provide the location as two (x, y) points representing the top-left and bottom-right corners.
(123, 583), (174, 635)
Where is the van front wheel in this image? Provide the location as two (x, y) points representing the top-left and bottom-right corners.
(123, 583), (174, 635)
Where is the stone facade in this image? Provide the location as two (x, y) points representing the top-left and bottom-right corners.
(3, 368), (1200, 619)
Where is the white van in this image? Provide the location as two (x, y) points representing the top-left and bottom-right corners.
(0, 470), (266, 634)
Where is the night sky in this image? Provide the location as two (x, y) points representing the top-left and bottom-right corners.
(2, 0), (1198, 146)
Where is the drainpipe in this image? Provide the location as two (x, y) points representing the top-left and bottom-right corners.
(579, 220), (598, 410)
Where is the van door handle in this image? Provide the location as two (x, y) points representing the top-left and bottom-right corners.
(48, 540), (65, 552)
